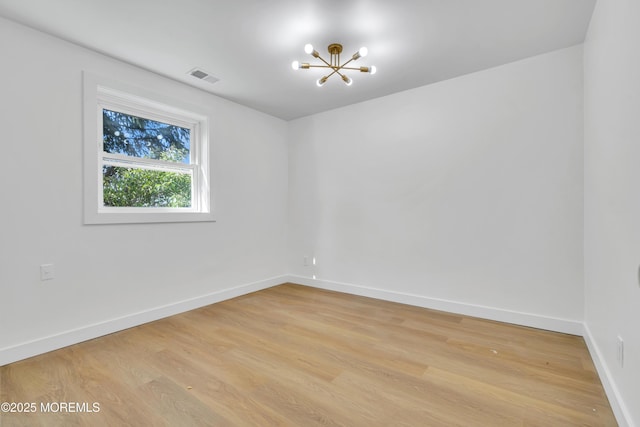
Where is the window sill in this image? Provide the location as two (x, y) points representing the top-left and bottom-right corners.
(84, 210), (216, 225)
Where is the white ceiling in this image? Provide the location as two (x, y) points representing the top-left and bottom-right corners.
(0, 0), (595, 120)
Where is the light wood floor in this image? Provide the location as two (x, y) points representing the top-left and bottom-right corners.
(0, 283), (617, 426)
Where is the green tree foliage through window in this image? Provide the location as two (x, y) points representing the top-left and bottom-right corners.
(103, 109), (190, 162)
(102, 109), (192, 208)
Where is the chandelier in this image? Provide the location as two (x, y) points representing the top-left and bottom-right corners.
(291, 43), (377, 87)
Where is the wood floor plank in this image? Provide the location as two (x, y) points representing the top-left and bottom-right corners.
(0, 283), (617, 426)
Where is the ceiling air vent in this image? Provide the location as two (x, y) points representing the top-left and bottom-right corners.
(188, 68), (219, 85)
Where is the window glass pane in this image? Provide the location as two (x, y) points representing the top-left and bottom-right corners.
(103, 165), (192, 208)
(102, 109), (190, 163)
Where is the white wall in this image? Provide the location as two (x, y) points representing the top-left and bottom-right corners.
(288, 46), (585, 332)
(0, 9), (635, 424)
(0, 17), (288, 364)
(584, 0), (640, 425)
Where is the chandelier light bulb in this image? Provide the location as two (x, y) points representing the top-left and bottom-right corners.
(369, 65), (377, 75)
(358, 47), (368, 58)
(304, 44), (314, 54)
(342, 75), (353, 86)
(317, 76), (328, 87)
(291, 60), (300, 70)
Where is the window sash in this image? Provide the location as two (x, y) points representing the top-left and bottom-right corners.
(99, 155), (198, 212)
(102, 108), (192, 164)
(98, 103), (198, 165)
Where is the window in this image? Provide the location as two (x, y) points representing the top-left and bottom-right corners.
(83, 72), (213, 224)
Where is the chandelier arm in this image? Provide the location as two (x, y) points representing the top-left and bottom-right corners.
(307, 65), (357, 81)
(334, 68), (348, 79)
(315, 55), (334, 69)
(337, 66), (365, 71)
(305, 65), (334, 70)
(325, 68), (341, 79)
(338, 57), (357, 70)
(305, 65), (364, 71)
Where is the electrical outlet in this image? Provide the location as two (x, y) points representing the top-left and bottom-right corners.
(617, 336), (624, 368)
(40, 264), (55, 281)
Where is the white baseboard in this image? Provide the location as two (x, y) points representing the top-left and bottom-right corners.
(0, 275), (286, 367)
(284, 275), (584, 335)
(583, 324), (634, 427)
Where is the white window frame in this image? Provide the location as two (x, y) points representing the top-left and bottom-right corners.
(83, 72), (214, 224)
